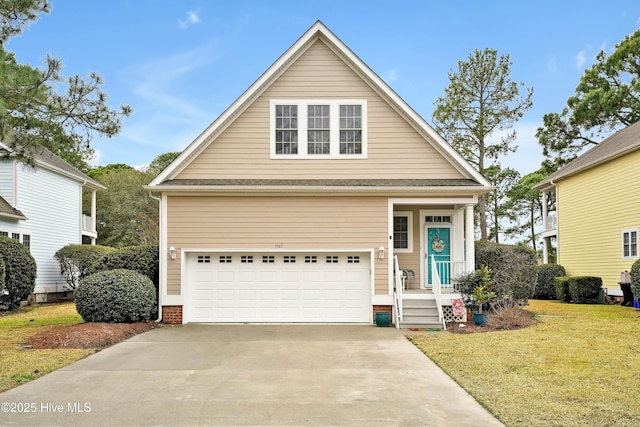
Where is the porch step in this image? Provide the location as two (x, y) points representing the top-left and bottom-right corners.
(399, 297), (444, 329)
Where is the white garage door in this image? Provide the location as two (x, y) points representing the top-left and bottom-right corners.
(186, 252), (371, 323)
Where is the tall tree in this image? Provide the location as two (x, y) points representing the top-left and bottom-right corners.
(504, 169), (548, 251)
(483, 165), (521, 244)
(0, 0), (131, 171)
(537, 29), (640, 168)
(432, 48), (533, 240)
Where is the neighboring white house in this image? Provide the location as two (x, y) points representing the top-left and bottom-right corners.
(0, 142), (104, 301)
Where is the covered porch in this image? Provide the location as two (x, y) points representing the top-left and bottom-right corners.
(386, 198), (477, 329)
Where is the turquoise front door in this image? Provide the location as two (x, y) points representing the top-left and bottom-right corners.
(427, 227), (451, 286)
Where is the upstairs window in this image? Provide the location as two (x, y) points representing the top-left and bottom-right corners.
(307, 105), (330, 154)
(275, 105), (298, 154)
(271, 100), (367, 158)
(340, 105), (362, 154)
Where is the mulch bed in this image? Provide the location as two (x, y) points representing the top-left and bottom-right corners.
(26, 321), (161, 349)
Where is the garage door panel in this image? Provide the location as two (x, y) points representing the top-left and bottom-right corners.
(187, 252), (370, 323)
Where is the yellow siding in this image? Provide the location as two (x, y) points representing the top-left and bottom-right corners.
(166, 195), (388, 295)
(177, 39), (463, 180)
(558, 149), (640, 289)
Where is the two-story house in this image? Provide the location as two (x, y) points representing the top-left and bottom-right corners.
(0, 142), (103, 302)
(147, 21), (492, 326)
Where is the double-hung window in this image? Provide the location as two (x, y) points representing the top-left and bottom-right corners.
(271, 100), (367, 158)
(275, 105), (298, 154)
(393, 212), (413, 252)
(622, 229), (638, 259)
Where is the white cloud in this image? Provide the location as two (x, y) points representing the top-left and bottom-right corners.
(385, 68), (398, 82)
(88, 149), (103, 167)
(493, 121), (545, 175)
(179, 10), (201, 29)
(576, 50), (586, 69)
(547, 57), (557, 72)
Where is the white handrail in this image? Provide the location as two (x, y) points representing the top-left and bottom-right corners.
(430, 255), (447, 330)
(393, 255), (403, 329)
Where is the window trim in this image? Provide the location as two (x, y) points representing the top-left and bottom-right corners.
(270, 99), (367, 159)
(622, 228), (638, 260)
(393, 211), (413, 253)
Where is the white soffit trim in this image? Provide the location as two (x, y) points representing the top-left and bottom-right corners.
(149, 20), (490, 188)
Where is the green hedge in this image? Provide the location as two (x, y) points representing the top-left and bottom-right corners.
(0, 236), (37, 310)
(88, 245), (158, 286)
(75, 269), (156, 323)
(474, 241), (538, 303)
(534, 264), (566, 300)
(555, 276), (571, 303)
(54, 244), (116, 290)
(630, 259), (640, 304)
(568, 276), (602, 304)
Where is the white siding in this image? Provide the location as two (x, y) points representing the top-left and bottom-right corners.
(0, 160), (14, 204)
(5, 164), (83, 292)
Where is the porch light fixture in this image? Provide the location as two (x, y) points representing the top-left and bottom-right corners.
(169, 246), (177, 260)
(378, 246), (385, 259)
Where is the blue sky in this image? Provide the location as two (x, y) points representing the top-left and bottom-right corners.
(6, 0), (640, 174)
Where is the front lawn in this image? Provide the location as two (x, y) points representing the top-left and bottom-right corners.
(0, 303), (95, 393)
(410, 300), (640, 426)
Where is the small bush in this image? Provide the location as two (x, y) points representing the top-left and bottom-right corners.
(555, 276), (571, 302)
(0, 236), (37, 310)
(54, 244), (116, 290)
(487, 297), (533, 330)
(75, 269), (156, 323)
(474, 241), (538, 303)
(534, 264), (566, 299)
(568, 276), (602, 304)
(630, 259), (640, 303)
(88, 245), (159, 286)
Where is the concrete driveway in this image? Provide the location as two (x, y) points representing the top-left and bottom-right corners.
(0, 325), (503, 426)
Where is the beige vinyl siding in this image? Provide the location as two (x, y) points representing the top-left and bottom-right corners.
(166, 195), (388, 295)
(177, 39), (463, 180)
(558, 149), (640, 289)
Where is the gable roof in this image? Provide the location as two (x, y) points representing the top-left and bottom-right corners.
(0, 195), (27, 221)
(536, 121), (640, 190)
(149, 21), (490, 190)
(0, 142), (105, 191)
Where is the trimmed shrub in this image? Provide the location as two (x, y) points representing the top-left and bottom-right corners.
(630, 259), (640, 303)
(0, 236), (37, 310)
(534, 264), (566, 300)
(0, 255), (5, 291)
(88, 245), (159, 286)
(555, 276), (571, 302)
(568, 276), (602, 304)
(75, 269), (156, 323)
(474, 241), (538, 303)
(54, 244), (116, 290)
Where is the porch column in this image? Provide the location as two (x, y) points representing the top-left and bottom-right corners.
(465, 204), (475, 273)
(541, 191), (549, 264)
(91, 190), (97, 245)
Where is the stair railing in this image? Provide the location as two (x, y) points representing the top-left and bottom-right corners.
(393, 255), (403, 329)
(430, 255), (447, 330)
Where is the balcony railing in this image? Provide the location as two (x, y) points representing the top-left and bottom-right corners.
(543, 212), (557, 232)
(82, 214), (96, 234)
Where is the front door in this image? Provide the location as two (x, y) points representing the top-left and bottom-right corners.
(427, 227), (451, 286)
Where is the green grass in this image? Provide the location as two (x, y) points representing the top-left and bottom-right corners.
(410, 300), (640, 426)
(0, 303), (95, 393)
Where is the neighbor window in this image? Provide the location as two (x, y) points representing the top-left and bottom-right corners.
(393, 212), (413, 252)
(622, 229), (638, 259)
(271, 100), (367, 158)
(22, 234), (31, 250)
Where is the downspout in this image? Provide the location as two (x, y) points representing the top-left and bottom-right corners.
(148, 192), (163, 323)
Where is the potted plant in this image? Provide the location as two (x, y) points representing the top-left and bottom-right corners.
(472, 285), (496, 325)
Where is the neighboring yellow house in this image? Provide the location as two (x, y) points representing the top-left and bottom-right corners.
(536, 121), (640, 294)
(147, 21), (492, 326)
